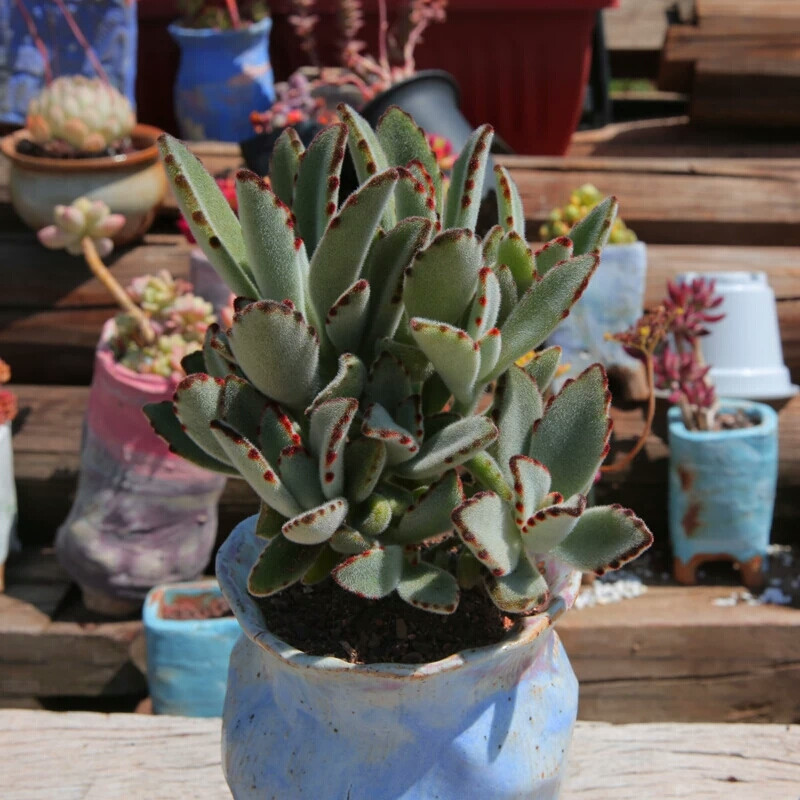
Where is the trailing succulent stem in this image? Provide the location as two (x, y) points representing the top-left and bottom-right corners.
(147, 105), (652, 616)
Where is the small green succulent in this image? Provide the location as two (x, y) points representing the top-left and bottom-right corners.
(145, 105), (652, 615)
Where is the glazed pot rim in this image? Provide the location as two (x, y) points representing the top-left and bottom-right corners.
(361, 69), (461, 110)
(0, 124), (163, 172)
(216, 514), (581, 680)
(667, 398), (778, 440)
(168, 15), (272, 37)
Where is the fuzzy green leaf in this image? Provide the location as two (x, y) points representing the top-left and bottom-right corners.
(255, 502), (286, 539)
(202, 324), (237, 380)
(485, 556), (549, 614)
(522, 346), (562, 394)
(443, 124), (493, 231)
(421, 373), (452, 416)
(282, 497), (349, 545)
(464, 452), (513, 502)
(396, 416), (498, 480)
(491, 262), (518, 328)
(452, 491), (521, 577)
(377, 340), (434, 386)
(477, 328), (502, 380)
(325, 279), (371, 354)
(277, 445), (325, 508)
(509, 456), (552, 530)
(568, 196), (618, 256)
(331, 545), (404, 599)
(527, 364), (611, 500)
(394, 394), (424, 443)
(158, 134), (257, 298)
(217, 375), (268, 444)
(552, 504), (653, 575)
(309, 397), (359, 500)
(482, 224), (504, 265)
(269, 127), (304, 208)
(339, 104), (389, 184)
(534, 237), (573, 277)
(365, 351), (412, 414)
(330, 525), (373, 555)
(397, 562), (459, 614)
(497, 232), (535, 295)
(143, 401), (237, 475)
(520, 494), (586, 555)
(181, 349), (207, 376)
(351, 494), (393, 537)
(173, 373), (229, 463)
(494, 165), (525, 239)
(466, 267), (501, 341)
(259, 402), (302, 466)
(361, 402), (419, 465)
(345, 438), (387, 504)
(308, 353), (367, 412)
(228, 300), (320, 410)
(248, 535), (322, 596)
(386, 471), (463, 545)
(302, 545), (344, 585)
(398, 161), (438, 225)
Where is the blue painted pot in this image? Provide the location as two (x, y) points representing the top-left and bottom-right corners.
(143, 579), (241, 717)
(668, 399), (778, 583)
(169, 18), (275, 142)
(216, 516), (582, 800)
(0, 0), (137, 126)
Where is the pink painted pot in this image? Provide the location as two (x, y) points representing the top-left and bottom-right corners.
(56, 321), (226, 616)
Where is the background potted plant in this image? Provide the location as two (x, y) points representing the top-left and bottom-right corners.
(608, 278), (778, 590)
(0, 75), (166, 243)
(146, 106), (653, 797)
(542, 183), (646, 389)
(169, 0), (275, 142)
(0, 359), (18, 593)
(37, 199), (228, 616)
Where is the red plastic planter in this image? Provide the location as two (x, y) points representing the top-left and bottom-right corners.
(267, 0), (618, 155)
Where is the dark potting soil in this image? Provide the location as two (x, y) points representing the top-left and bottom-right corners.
(161, 592), (233, 620)
(16, 137), (136, 160)
(257, 580), (516, 665)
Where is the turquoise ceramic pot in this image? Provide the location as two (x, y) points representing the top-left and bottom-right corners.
(668, 399), (778, 580)
(169, 17), (275, 142)
(216, 516), (582, 800)
(143, 579), (241, 717)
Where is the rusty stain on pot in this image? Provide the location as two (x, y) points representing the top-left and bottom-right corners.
(677, 465), (694, 491)
(682, 501), (702, 537)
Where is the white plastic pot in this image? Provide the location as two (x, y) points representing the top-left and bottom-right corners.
(0, 421), (17, 591)
(678, 271), (798, 401)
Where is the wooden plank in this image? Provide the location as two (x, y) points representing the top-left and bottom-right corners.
(696, 0), (800, 18)
(0, 711), (798, 798)
(604, 0), (693, 53)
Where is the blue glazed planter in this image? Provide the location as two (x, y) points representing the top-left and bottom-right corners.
(668, 399), (778, 587)
(216, 516), (582, 800)
(0, 0), (137, 126)
(143, 579), (241, 717)
(169, 18), (275, 142)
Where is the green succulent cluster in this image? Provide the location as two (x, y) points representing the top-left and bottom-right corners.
(145, 105), (652, 615)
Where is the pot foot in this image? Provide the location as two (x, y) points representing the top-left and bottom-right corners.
(673, 553), (765, 591)
(81, 586), (142, 617)
(0, 561), (5, 593)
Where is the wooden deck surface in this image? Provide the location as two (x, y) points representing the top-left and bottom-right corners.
(1, 710), (798, 799)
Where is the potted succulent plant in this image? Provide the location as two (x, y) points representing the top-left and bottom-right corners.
(169, 0), (275, 142)
(608, 278), (778, 590)
(146, 107), (653, 797)
(0, 75), (166, 243)
(541, 183), (645, 386)
(38, 199), (227, 615)
(0, 359), (18, 593)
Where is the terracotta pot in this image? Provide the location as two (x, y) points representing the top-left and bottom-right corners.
(217, 515), (582, 799)
(0, 124), (166, 244)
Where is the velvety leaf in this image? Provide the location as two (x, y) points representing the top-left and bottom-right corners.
(229, 300), (320, 410)
(363, 217), (433, 344)
(181, 349), (206, 376)
(259, 402), (303, 466)
(351, 493), (393, 537)
(568, 196), (618, 256)
(377, 481), (415, 519)
(309, 397), (359, 499)
(520, 493), (586, 555)
(494, 165), (525, 239)
(394, 394), (424, 444)
(330, 525), (373, 555)
(489, 365), (544, 482)
(339, 104), (389, 184)
(522, 346), (562, 394)
(365, 351), (412, 414)
(202, 324), (237, 380)
(248, 535), (322, 596)
(466, 267), (501, 340)
(477, 327), (502, 381)
(361, 402), (419, 465)
(345, 438), (387, 504)
(397, 416), (498, 480)
(485, 556), (549, 613)
(302, 545), (343, 585)
(269, 127), (304, 208)
(308, 353), (367, 413)
(552, 504), (653, 575)
(398, 160), (438, 225)
(277, 445), (325, 508)
(534, 236), (573, 277)
(491, 261), (518, 327)
(397, 562), (459, 614)
(282, 497), (349, 545)
(293, 123), (347, 254)
(214, 377), (268, 451)
(422, 410), (460, 439)
(387, 471), (463, 545)
(159, 134), (257, 297)
(496, 231), (535, 295)
(255, 502), (286, 538)
(377, 340), (434, 386)
(236, 170), (306, 308)
(451, 491), (521, 577)
(209, 419), (301, 518)
(173, 372), (229, 463)
(443, 124), (493, 231)
(408, 318), (479, 404)
(490, 253), (600, 380)
(464, 452), (513, 502)
(143, 401), (236, 475)
(421, 373), (452, 416)
(403, 229), (481, 326)
(509, 456), (552, 531)
(331, 545), (404, 599)
(325, 279), (371, 354)
(528, 364), (612, 500)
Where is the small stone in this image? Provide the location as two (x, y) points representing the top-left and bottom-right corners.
(395, 619), (408, 639)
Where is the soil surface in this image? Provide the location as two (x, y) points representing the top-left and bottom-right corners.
(257, 581), (515, 665)
(16, 138), (136, 159)
(161, 592), (232, 620)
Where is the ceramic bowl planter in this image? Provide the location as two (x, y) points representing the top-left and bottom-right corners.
(668, 399), (779, 589)
(143, 579), (241, 717)
(0, 422), (17, 593)
(548, 241), (647, 382)
(169, 17), (275, 142)
(55, 321), (227, 616)
(216, 516), (582, 800)
(0, 125), (166, 245)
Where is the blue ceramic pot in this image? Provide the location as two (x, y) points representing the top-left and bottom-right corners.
(169, 17), (275, 142)
(143, 579), (241, 717)
(668, 399), (778, 585)
(216, 516), (582, 799)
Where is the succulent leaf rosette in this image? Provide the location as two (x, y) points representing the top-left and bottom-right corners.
(38, 197), (125, 257)
(146, 106), (653, 615)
